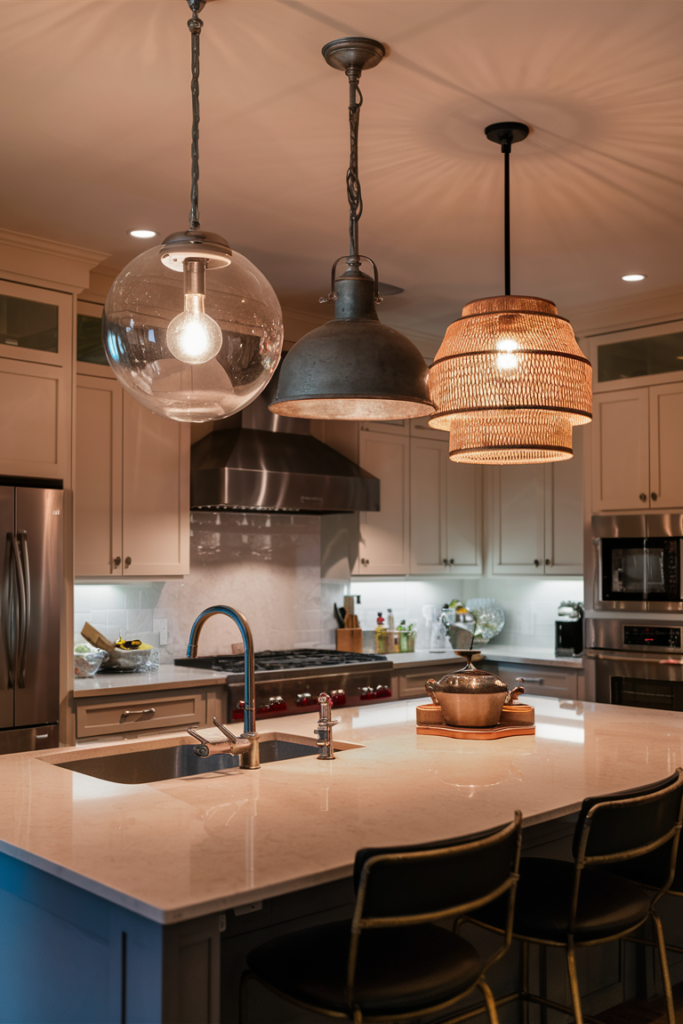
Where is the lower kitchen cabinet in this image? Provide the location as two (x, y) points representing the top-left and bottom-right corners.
(73, 686), (224, 739)
(487, 662), (580, 700)
(75, 369), (190, 577)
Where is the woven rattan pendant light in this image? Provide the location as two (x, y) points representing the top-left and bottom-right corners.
(428, 122), (592, 463)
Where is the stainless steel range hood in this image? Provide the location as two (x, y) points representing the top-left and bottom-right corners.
(190, 366), (379, 513)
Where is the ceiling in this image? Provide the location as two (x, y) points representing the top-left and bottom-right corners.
(2, 1), (683, 356)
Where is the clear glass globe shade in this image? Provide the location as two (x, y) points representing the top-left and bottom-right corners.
(166, 295), (223, 365)
(103, 245), (284, 422)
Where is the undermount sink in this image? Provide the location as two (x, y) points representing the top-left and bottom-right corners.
(56, 737), (327, 785)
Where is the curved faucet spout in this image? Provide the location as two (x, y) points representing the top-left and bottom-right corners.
(186, 605), (257, 744)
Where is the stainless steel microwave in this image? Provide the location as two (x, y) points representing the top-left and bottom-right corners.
(591, 514), (683, 613)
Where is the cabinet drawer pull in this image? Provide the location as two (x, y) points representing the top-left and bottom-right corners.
(516, 676), (544, 685)
(121, 707), (155, 717)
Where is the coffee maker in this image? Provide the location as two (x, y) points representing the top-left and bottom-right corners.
(555, 601), (584, 657)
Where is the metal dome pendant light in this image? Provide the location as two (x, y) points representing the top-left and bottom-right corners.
(270, 38), (434, 421)
(428, 122), (592, 463)
(102, 0), (284, 423)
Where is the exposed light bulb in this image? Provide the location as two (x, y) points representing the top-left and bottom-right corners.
(496, 336), (519, 371)
(166, 259), (222, 365)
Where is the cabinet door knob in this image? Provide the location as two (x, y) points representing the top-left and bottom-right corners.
(534, 559), (540, 567)
(545, 559), (551, 565)
(124, 556), (132, 568)
(361, 558), (369, 566)
(442, 558), (449, 567)
(640, 493), (647, 502)
(651, 492), (658, 501)
(449, 558), (455, 566)
(113, 556), (121, 568)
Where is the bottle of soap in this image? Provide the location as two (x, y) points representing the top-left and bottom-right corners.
(375, 612), (387, 655)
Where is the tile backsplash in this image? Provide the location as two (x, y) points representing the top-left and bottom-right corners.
(75, 512), (583, 663)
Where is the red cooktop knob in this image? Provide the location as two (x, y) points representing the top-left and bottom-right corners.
(360, 686), (374, 701)
(374, 685), (392, 699)
(330, 689), (346, 707)
(296, 692), (317, 707)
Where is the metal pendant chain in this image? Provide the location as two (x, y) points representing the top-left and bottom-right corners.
(346, 71), (364, 263)
(187, 0), (205, 230)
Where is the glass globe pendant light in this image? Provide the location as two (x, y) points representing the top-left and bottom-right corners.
(102, 0), (284, 422)
(428, 122), (592, 463)
(269, 38), (434, 421)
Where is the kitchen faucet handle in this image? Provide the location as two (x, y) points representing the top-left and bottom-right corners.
(212, 716), (239, 743)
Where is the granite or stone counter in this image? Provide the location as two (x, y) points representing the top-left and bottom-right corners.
(74, 664), (227, 698)
(0, 695), (678, 926)
(390, 646), (583, 671)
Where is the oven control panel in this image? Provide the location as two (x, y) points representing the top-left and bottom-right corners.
(623, 625), (681, 648)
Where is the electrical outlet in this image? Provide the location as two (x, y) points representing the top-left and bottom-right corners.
(153, 619), (168, 646)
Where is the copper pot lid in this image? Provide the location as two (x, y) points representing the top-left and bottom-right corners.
(432, 650), (507, 695)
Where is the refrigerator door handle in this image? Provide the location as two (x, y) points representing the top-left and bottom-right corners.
(17, 532), (30, 689)
(11, 534), (26, 690)
(2, 534), (16, 688)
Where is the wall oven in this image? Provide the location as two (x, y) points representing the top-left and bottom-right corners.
(586, 619), (683, 711)
(591, 514), (683, 613)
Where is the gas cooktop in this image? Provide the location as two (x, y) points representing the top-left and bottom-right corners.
(175, 648), (388, 674)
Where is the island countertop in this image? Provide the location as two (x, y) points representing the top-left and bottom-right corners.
(0, 696), (680, 926)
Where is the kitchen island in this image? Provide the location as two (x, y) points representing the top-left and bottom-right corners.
(1, 696), (681, 1022)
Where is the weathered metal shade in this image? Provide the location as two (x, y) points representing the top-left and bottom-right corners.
(270, 267), (433, 420)
(271, 36), (433, 421)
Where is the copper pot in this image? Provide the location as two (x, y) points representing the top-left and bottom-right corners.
(425, 651), (508, 728)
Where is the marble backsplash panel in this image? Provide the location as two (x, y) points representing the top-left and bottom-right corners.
(74, 512), (343, 664)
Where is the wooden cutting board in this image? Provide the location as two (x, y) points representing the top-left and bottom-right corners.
(416, 720), (535, 740)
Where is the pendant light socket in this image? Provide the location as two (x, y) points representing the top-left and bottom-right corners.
(160, 229), (232, 271)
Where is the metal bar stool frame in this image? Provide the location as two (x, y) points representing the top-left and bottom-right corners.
(240, 812), (522, 1024)
(464, 769), (683, 1024)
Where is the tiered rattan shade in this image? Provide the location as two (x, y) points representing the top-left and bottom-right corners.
(428, 295), (592, 464)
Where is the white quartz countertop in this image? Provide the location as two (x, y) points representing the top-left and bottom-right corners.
(74, 664), (227, 697)
(390, 646), (583, 670)
(0, 695), (678, 925)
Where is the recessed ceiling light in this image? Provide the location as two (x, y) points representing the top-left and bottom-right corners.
(129, 229), (157, 239)
(622, 273), (646, 282)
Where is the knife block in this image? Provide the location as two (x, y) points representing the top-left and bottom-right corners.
(336, 628), (363, 653)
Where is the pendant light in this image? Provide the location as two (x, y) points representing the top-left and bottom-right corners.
(269, 38), (434, 421)
(102, 0), (284, 423)
(428, 122), (592, 463)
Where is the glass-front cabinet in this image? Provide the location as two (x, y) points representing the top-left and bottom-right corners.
(0, 278), (72, 481)
(586, 319), (683, 394)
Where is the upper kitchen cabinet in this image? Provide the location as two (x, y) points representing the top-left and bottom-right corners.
(491, 435), (584, 576)
(591, 383), (683, 511)
(490, 464), (546, 575)
(355, 428), (410, 575)
(0, 279), (72, 482)
(409, 435), (482, 575)
(75, 368), (190, 577)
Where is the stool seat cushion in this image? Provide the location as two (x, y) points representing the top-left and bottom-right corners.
(247, 918), (482, 1016)
(469, 858), (651, 943)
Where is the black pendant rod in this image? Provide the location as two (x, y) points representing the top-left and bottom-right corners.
(485, 121), (529, 297)
(504, 145), (511, 295)
(187, 0), (206, 231)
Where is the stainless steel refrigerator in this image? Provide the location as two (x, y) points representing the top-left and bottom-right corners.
(1, 485), (62, 753)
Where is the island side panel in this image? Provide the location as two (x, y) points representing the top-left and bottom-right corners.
(0, 852), (163, 1024)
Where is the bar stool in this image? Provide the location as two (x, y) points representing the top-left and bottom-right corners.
(240, 812), (522, 1024)
(466, 768), (683, 1024)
